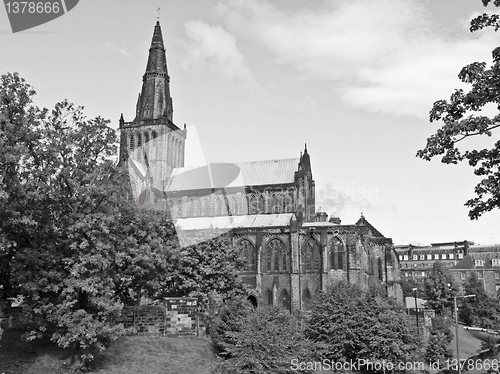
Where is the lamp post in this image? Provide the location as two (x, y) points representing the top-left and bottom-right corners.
(454, 294), (475, 374)
(412, 287), (419, 330)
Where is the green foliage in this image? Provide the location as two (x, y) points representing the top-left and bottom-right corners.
(166, 233), (245, 310)
(459, 273), (500, 329)
(424, 262), (459, 315)
(401, 277), (424, 299)
(210, 300), (313, 374)
(417, 1), (500, 219)
(209, 295), (255, 358)
(0, 72), (243, 360)
(304, 281), (421, 373)
(425, 316), (453, 365)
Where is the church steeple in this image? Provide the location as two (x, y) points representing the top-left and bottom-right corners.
(136, 21), (173, 122)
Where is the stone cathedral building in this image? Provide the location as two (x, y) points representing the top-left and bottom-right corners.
(118, 21), (402, 312)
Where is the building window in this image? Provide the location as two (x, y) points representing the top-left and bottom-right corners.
(186, 199), (194, 218)
(264, 238), (287, 272)
(302, 239), (321, 272)
(495, 272), (500, 280)
(434, 254), (440, 260)
(237, 239), (256, 272)
(200, 198), (207, 216)
(413, 255), (418, 261)
(448, 254), (454, 259)
(492, 259), (500, 267)
(331, 237), (344, 270)
(403, 255), (408, 261)
(461, 272), (465, 280)
(458, 253), (463, 259)
(441, 254), (447, 259)
(420, 255), (425, 261)
(399, 255), (403, 261)
(475, 260), (485, 267)
(427, 254), (432, 260)
(478, 272), (483, 279)
(177, 200), (182, 217)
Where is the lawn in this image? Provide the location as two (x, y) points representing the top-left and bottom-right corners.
(0, 331), (217, 374)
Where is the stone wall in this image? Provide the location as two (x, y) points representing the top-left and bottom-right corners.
(1, 297), (200, 337)
(117, 297), (199, 336)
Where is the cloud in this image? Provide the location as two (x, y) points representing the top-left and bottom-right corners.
(214, 0), (500, 118)
(105, 41), (134, 58)
(181, 20), (257, 87)
(316, 183), (387, 218)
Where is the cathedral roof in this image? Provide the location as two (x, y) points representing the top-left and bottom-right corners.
(175, 213), (295, 230)
(166, 158), (300, 191)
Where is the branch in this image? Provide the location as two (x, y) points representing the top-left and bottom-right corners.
(454, 123), (500, 143)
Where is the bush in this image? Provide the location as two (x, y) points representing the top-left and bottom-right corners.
(210, 299), (313, 374)
(305, 281), (421, 373)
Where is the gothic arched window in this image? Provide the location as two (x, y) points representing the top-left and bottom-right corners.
(214, 197), (222, 217)
(237, 239), (256, 272)
(200, 198), (207, 216)
(193, 198), (200, 217)
(186, 199), (194, 218)
(229, 196), (237, 216)
(302, 239), (321, 272)
(331, 237), (344, 270)
(177, 200), (182, 218)
(129, 134), (135, 151)
(265, 239), (287, 272)
(259, 195), (265, 214)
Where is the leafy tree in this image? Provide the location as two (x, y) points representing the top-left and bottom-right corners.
(425, 316), (453, 366)
(459, 272), (488, 326)
(424, 262), (459, 315)
(459, 272), (500, 329)
(0, 72), (243, 364)
(209, 295), (256, 358)
(305, 281), (421, 373)
(211, 302), (313, 374)
(417, 0), (500, 219)
(167, 232), (245, 310)
(401, 277), (425, 299)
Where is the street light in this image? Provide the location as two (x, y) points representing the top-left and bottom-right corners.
(454, 294), (475, 374)
(412, 287), (419, 330)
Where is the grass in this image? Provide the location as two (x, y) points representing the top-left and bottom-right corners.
(0, 330), (217, 374)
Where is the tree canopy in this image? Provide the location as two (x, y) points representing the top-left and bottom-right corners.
(304, 281), (421, 373)
(0, 72), (243, 361)
(423, 262), (458, 315)
(417, 0), (500, 219)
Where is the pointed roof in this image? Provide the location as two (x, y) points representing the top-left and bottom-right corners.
(356, 213), (384, 238)
(135, 21), (173, 122)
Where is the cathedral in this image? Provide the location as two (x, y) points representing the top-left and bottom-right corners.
(118, 21), (402, 311)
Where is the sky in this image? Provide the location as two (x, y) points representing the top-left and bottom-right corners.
(1, 0), (499, 245)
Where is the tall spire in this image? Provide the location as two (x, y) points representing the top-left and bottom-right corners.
(135, 20), (173, 122)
